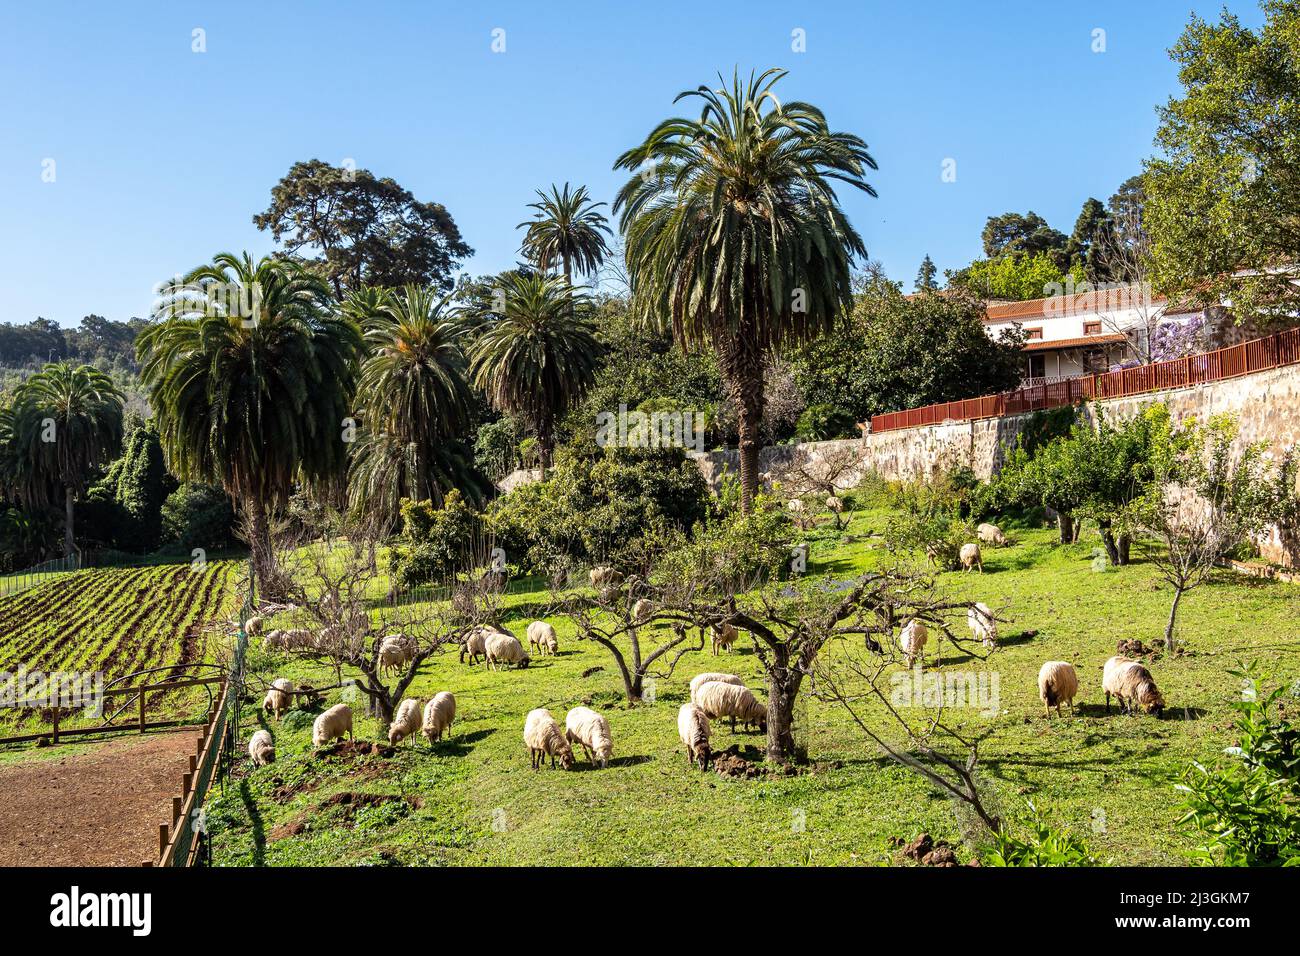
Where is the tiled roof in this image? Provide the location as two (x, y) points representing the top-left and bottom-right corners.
(1023, 332), (1128, 352)
(985, 286), (1169, 323)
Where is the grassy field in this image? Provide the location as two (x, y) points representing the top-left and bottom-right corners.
(0, 559), (240, 740)
(203, 503), (1300, 867)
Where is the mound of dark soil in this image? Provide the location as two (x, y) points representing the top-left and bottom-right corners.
(893, 832), (967, 867)
(317, 740), (394, 759)
(1116, 639), (1156, 659)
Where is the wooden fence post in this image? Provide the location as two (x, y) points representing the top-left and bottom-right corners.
(138, 690), (146, 733)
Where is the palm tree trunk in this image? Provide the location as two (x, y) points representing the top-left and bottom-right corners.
(246, 491), (280, 598)
(718, 321), (766, 513)
(64, 486), (75, 557)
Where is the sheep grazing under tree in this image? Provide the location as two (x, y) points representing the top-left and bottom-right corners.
(312, 703), (354, 747)
(422, 692), (456, 744)
(248, 729), (275, 766)
(244, 616), (264, 637)
(898, 619), (929, 668)
(486, 632), (531, 670)
(689, 672), (744, 704)
(524, 708), (573, 770)
(262, 677), (294, 721)
(589, 566), (624, 589)
(378, 634), (416, 676)
(959, 542), (983, 572)
(677, 703), (712, 771)
(711, 622), (739, 655)
(564, 706), (614, 768)
(387, 697), (423, 745)
(631, 598), (655, 624)
(976, 523), (1008, 547)
(1103, 656), (1166, 716)
(968, 602), (998, 648)
(1037, 661), (1079, 717)
(694, 680), (767, 734)
(527, 620), (558, 656)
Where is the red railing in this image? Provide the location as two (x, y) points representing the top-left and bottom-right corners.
(869, 327), (1300, 434)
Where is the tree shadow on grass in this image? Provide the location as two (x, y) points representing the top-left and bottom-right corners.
(570, 754), (654, 772)
(432, 727), (494, 757)
(238, 777), (266, 867)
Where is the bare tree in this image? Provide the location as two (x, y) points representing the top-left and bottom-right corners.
(772, 445), (863, 529)
(1092, 205), (1165, 365)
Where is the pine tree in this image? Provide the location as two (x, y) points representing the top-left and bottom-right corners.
(915, 254), (938, 292)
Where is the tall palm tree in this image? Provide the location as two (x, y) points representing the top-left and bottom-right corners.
(8, 363), (124, 554)
(517, 183), (613, 284)
(345, 284), (477, 525)
(138, 252), (361, 592)
(468, 272), (603, 470)
(613, 68), (877, 510)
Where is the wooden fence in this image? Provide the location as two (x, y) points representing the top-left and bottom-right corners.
(869, 327), (1300, 434)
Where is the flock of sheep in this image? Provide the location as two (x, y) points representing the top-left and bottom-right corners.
(245, 540), (1169, 777)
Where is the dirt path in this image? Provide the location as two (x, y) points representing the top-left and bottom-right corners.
(0, 730), (201, 866)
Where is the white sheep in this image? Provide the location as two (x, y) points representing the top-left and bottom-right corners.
(526, 620), (558, 656)
(977, 522), (1008, 546)
(1038, 661), (1079, 718)
(631, 598), (655, 624)
(378, 634), (415, 675)
(1103, 656), (1166, 716)
(589, 566), (624, 589)
(386, 698), (422, 746)
(244, 616), (264, 637)
(564, 706), (613, 768)
(485, 632), (531, 670)
(693, 680), (767, 734)
(262, 678), (294, 721)
(968, 602), (998, 648)
(711, 622), (739, 656)
(677, 703), (712, 771)
(312, 703), (354, 747)
(898, 619), (929, 668)
(689, 672), (745, 705)
(959, 542), (983, 572)
(786, 498), (805, 513)
(825, 496), (844, 513)
(248, 729), (275, 766)
(422, 692), (456, 743)
(523, 708), (573, 770)
(461, 626), (490, 665)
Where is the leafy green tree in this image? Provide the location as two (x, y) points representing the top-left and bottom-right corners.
(388, 490), (484, 589)
(981, 211), (1069, 267)
(468, 272), (603, 470)
(84, 416), (177, 552)
(1066, 198), (1114, 281)
(160, 483), (236, 552)
(7, 363), (124, 554)
(517, 183), (612, 284)
(1145, 1), (1300, 324)
(914, 254), (938, 292)
(789, 282), (1025, 425)
(948, 253), (1084, 301)
(614, 68), (876, 511)
(138, 252), (361, 593)
(253, 159), (472, 298)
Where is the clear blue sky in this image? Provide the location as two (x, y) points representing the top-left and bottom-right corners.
(0, 0), (1264, 327)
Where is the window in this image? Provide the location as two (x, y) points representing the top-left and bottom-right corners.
(1083, 320), (1102, 335)
(1025, 327), (1043, 340)
(1027, 354), (1046, 379)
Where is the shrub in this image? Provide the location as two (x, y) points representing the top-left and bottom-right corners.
(795, 403), (858, 441)
(1175, 665), (1300, 866)
(983, 802), (1102, 866)
(388, 490), (482, 589)
(160, 483), (235, 553)
(655, 496), (792, 590)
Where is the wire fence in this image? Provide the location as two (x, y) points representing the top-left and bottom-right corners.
(0, 550), (87, 601)
(869, 326), (1300, 434)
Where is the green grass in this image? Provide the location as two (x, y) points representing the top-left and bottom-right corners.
(201, 507), (1297, 865)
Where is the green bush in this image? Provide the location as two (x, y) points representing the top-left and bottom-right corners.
(160, 483), (235, 553)
(655, 496), (792, 590)
(1175, 664), (1300, 866)
(388, 490), (482, 589)
(983, 802), (1102, 866)
(795, 403), (858, 441)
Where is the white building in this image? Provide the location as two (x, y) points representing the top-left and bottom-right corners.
(982, 284), (1202, 384)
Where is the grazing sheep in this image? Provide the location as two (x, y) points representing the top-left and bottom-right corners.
(898, 619), (929, 668)
(1038, 661), (1080, 717)
(968, 602), (998, 649)
(244, 616), (264, 637)
(387, 698), (422, 746)
(248, 729), (275, 766)
(711, 622), (739, 656)
(526, 621), (558, 656)
(564, 706), (614, 768)
(977, 522), (1008, 547)
(786, 498), (805, 513)
(262, 678), (294, 721)
(631, 598), (655, 624)
(461, 626), (490, 665)
(924, 543), (941, 567)
(677, 703), (712, 771)
(825, 496), (844, 513)
(485, 632), (531, 670)
(959, 542), (983, 572)
(312, 703), (354, 747)
(378, 634), (415, 675)
(422, 692), (457, 744)
(524, 708), (573, 770)
(266, 628), (314, 651)
(689, 672), (745, 704)
(694, 680), (767, 734)
(1103, 656), (1166, 716)
(589, 566), (624, 589)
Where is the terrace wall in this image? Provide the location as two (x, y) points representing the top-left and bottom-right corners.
(690, 362), (1300, 563)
